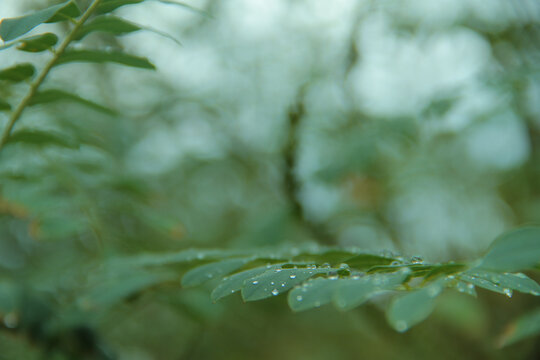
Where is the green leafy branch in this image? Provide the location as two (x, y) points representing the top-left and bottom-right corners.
(80, 226), (540, 337)
(0, 0), (196, 153)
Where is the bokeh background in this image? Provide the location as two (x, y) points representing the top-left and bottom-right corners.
(1, 0), (539, 359)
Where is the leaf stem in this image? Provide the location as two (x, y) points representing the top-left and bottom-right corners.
(0, 0), (103, 153)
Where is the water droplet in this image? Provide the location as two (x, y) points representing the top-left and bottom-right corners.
(411, 256), (423, 264)
(328, 275), (338, 280)
(447, 275), (455, 280)
(271, 289), (279, 296)
(391, 261), (400, 266)
(281, 283), (286, 287)
(275, 269), (282, 273)
(296, 295), (303, 301)
(467, 283), (475, 290)
(395, 321), (408, 332)
(270, 281), (275, 285)
(339, 263), (350, 269)
(321, 263), (331, 269)
(503, 288), (513, 298)
(289, 274), (297, 279)
(252, 280), (259, 285)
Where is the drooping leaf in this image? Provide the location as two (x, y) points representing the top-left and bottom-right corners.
(96, 0), (145, 14)
(288, 277), (342, 312)
(0, 63), (35, 82)
(241, 266), (332, 302)
(0, 1), (80, 42)
(56, 49), (156, 69)
(386, 281), (444, 332)
(29, 89), (116, 115)
(479, 227), (540, 272)
(181, 257), (254, 287)
(334, 269), (411, 311)
(211, 265), (282, 302)
(74, 16), (141, 40)
(498, 307), (540, 347)
(6, 129), (78, 149)
(16, 32), (58, 52)
(0, 98), (11, 111)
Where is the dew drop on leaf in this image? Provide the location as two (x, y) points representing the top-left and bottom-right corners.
(271, 289), (279, 296)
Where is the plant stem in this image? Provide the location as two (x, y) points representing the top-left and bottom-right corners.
(0, 0), (103, 153)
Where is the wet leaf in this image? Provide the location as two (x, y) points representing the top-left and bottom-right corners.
(182, 258), (254, 287)
(241, 266), (331, 302)
(334, 270), (410, 310)
(479, 227), (540, 272)
(386, 281), (444, 332)
(211, 265), (282, 302)
(288, 277), (341, 312)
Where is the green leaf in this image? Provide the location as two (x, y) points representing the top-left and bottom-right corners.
(0, 63), (35, 82)
(460, 270), (540, 297)
(386, 281), (443, 332)
(16, 33), (58, 52)
(479, 227), (540, 272)
(498, 307), (540, 347)
(181, 258), (254, 287)
(96, 0), (145, 14)
(334, 269), (411, 311)
(156, 0), (211, 18)
(74, 16), (141, 40)
(241, 266), (331, 302)
(288, 277), (342, 312)
(6, 129), (78, 149)
(0, 98), (11, 111)
(29, 89), (116, 115)
(211, 265), (282, 302)
(56, 49), (156, 69)
(343, 253), (397, 270)
(0, 1), (80, 42)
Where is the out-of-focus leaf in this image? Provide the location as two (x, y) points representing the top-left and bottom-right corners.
(334, 269), (411, 311)
(29, 89), (116, 115)
(156, 0), (211, 17)
(498, 307), (540, 347)
(181, 258), (254, 287)
(479, 227), (540, 272)
(0, 63), (35, 82)
(211, 265), (282, 302)
(0, 1), (80, 42)
(343, 253), (397, 270)
(74, 16), (141, 40)
(6, 129), (78, 149)
(460, 270), (540, 297)
(0, 98), (11, 111)
(386, 281), (443, 332)
(56, 49), (156, 69)
(288, 277), (341, 312)
(241, 266), (332, 302)
(96, 0), (145, 14)
(16, 33), (58, 52)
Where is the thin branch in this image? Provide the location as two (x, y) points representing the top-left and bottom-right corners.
(283, 88), (335, 245)
(0, 0), (103, 153)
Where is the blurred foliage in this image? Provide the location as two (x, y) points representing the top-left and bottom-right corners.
(1, 0), (540, 359)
